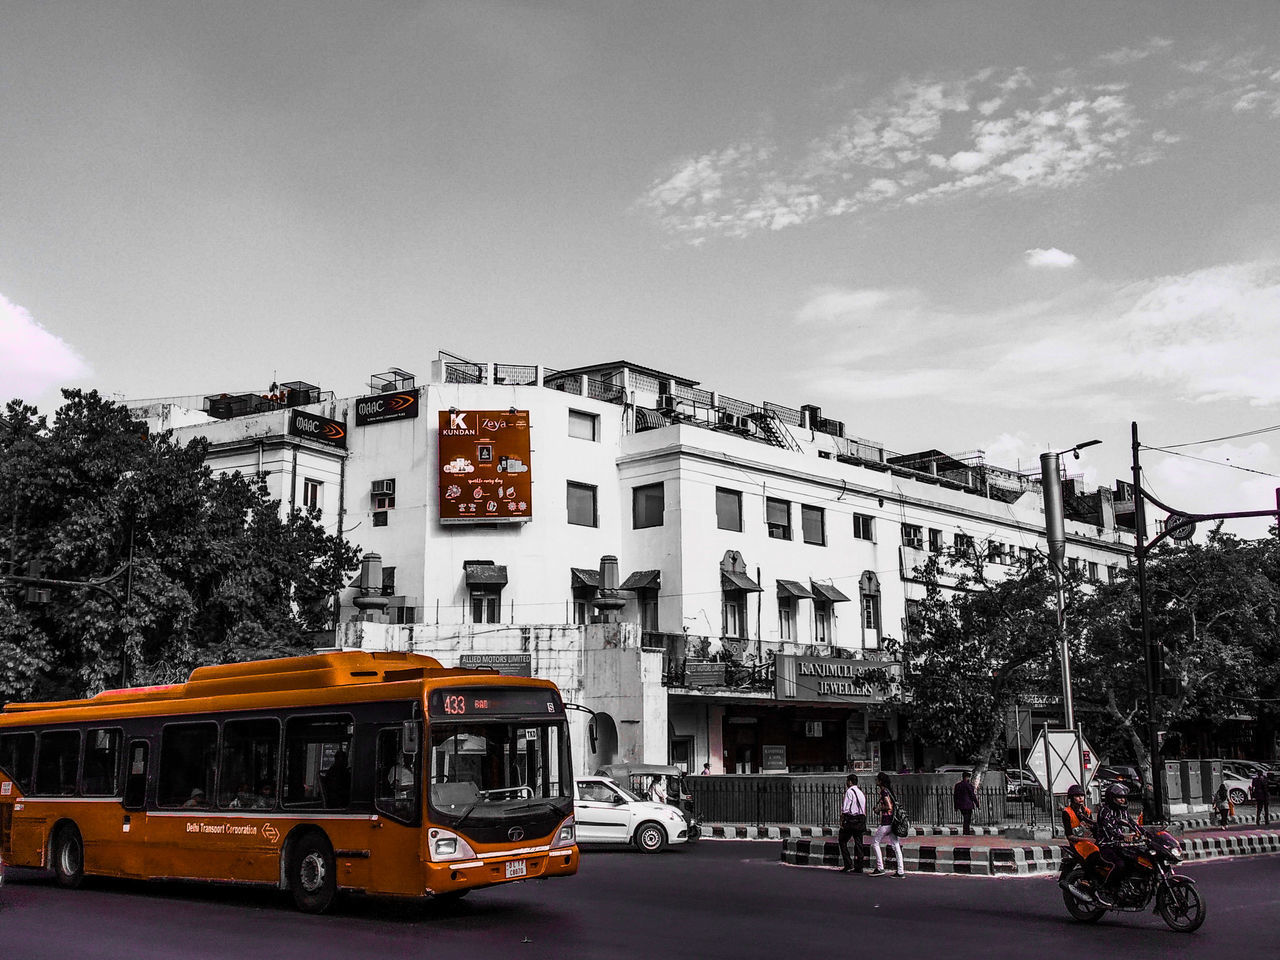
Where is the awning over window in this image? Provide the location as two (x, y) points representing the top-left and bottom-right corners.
(620, 569), (661, 590)
(810, 581), (851, 603)
(464, 562), (508, 587)
(776, 579), (814, 599)
(721, 569), (763, 593)
(570, 567), (600, 589)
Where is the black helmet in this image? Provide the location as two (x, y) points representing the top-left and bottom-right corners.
(1067, 784), (1086, 799)
(1104, 782), (1129, 806)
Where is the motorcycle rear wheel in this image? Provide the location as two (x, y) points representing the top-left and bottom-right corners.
(1061, 870), (1106, 923)
(1156, 877), (1205, 933)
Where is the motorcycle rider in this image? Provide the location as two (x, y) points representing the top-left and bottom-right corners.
(1094, 782), (1143, 906)
(1061, 784), (1101, 897)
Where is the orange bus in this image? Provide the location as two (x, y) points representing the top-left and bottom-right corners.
(0, 650), (579, 911)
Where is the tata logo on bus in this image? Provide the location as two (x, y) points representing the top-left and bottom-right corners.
(355, 389), (420, 426)
(289, 410), (347, 449)
(438, 409), (532, 524)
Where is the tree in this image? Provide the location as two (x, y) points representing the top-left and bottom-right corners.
(1074, 528), (1277, 787)
(889, 548), (1074, 787)
(0, 390), (360, 703)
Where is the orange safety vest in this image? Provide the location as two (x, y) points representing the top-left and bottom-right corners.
(1064, 805), (1099, 859)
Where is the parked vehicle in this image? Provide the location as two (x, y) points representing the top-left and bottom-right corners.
(1094, 764), (1144, 794)
(1004, 768), (1038, 801)
(1220, 767), (1255, 805)
(573, 776), (693, 853)
(1059, 825), (1205, 932)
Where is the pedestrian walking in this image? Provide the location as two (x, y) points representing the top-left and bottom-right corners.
(1252, 770), (1271, 826)
(838, 773), (868, 874)
(869, 771), (905, 878)
(953, 770), (979, 835)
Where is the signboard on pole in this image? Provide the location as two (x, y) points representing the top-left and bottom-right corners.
(1026, 727), (1097, 793)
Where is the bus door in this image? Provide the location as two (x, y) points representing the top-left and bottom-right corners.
(118, 739), (151, 877)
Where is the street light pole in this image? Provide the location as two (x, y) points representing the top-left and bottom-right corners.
(1040, 439), (1101, 732)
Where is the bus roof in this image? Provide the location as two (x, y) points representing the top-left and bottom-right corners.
(1, 650), (508, 717)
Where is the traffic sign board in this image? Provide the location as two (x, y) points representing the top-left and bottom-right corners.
(1165, 512), (1196, 542)
(1026, 728), (1097, 793)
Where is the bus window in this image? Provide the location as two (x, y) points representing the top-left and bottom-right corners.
(158, 723), (218, 808)
(284, 715), (352, 810)
(0, 731), (36, 794)
(82, 728), (123, 796)
(375, 727), (417, 820)
(218, 719), (280, 810)
(123, 740), (149, 810)
(36, 730), (81, 796)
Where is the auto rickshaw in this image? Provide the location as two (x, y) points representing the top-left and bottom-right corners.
(594, 763), (701, 840)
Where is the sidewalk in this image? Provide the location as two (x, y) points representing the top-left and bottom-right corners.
(700, 816), (1280, 876)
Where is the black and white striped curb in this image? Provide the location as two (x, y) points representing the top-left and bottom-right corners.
(780, 838), (1061, 875)
(702, 824), (1002, 840)
(779, 829), (1280, 876)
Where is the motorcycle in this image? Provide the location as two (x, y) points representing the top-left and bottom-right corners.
(1058, 826), (1205, 932)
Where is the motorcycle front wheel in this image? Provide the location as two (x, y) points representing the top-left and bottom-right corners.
(1061, 870), (1106, 923)
(1156, 876), (1205, 933)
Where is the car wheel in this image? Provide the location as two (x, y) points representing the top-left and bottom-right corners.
(51, 824), (85, 889)
(1228, 788), (1247, 805)
(288, 833), (337, 914)
(634, 821), (667, 854)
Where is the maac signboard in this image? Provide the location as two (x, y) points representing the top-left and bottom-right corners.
(355, 389), (420, 426)
(438, 409), (532, 523)
(774, 654), (899, 704)
(289, 410), (347, 449)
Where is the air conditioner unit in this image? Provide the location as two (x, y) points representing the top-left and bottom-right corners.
(371, 479), (396, 496)
(732, 414), (752, 433)
(717, 410), (737, 428)
(657, 394), (678, 413)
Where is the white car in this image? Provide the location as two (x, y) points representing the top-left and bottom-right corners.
(1221, 767), (1255, 805)
(573, 776), (691, 853)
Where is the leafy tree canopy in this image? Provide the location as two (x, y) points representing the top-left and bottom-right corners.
(1, 390), (359, 703)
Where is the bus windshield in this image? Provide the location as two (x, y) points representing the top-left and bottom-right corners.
(428, 719), (572, 827)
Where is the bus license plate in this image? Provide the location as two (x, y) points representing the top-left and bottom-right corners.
(505, 859), (527, 879)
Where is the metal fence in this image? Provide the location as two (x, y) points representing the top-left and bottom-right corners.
(687, 775), (1053, 828)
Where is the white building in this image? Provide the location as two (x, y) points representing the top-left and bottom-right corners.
(133, 353), (1134, 777)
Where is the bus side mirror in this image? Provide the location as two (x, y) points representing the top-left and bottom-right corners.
(402, 720), (420, 755)
(588, 719), (598, 754)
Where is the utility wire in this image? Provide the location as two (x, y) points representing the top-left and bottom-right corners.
(1143, 445), (1280, 479)
(1148, 422), (1280, 450)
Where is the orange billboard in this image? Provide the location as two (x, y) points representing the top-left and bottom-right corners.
(438, 409), (532, 523)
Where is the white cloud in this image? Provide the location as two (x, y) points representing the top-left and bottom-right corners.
(1025, 247), (1079, 268)
(1098, 37), (1174, 66)
(0, 293), (90, 404)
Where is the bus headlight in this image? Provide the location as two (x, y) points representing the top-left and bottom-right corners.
(428, 828), (476, 862)
(552, 816), (575, 848)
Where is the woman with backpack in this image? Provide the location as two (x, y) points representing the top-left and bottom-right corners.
(870, 771), (905, 877)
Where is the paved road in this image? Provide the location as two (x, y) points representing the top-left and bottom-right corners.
(3, 842), (1277, 960)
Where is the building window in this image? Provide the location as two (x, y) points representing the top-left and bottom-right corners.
(716, 487), (743, 532)
(632, 482), (665, 529)
(567, 481), (598, 527)
(1087, 561), (1099, 582)
(1107, 564), (1119, 584)
(778, 597), (795, 640)
(766, 498), (791, 540)
(953, 533), (974, 557)
(1020, 546), (1035, 565)
(568, 409), (598, 441)
(903, 599), (922, 641)
(862, 596), (880, 631)
(373, 511), (388, 527)
(573, 599), (590, 625)
(722, 593), (746, 637)
(1068, 557), (1082, 575)
(302, 478), (323, 511)
(987, 541), (1004, 563)
(471, 591), (502, 623)
(637, 590), (659, 632)
(393, 606), (418, 625)
(853, 513), (874, 541)
(801, 505), (826, 546)
(859, 571), (881, 649)
(381, 567), (396, 597)
(928, 528), (943, 553)
(901, 523), (923, 550)
(813, 601), (831, 643)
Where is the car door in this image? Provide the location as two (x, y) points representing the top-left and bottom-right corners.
(575, 780), (631, 843)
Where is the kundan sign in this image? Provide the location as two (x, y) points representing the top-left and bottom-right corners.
(438, 409), (532, 523)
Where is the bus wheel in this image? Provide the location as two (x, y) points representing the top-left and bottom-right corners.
(634, 822), (667, 854)
(52, 824), (85, 889)
(289, 834), (337, 914)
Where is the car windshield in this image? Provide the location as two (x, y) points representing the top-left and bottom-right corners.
(428, 720), (572, 824)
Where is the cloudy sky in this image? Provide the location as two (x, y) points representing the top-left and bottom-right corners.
(2, 1), (1279, 535)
